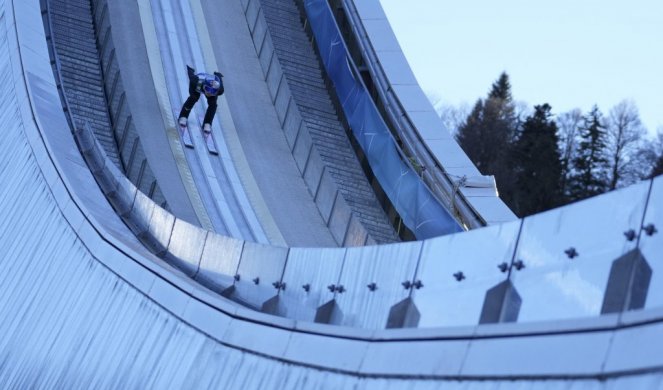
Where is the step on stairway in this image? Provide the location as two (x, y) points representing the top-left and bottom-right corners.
(48, 0), (122, 169)
(260, 0), (400, 244)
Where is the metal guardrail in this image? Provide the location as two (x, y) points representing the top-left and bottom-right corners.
(301, 0), (463, 239)
(337, 0), (488, 229)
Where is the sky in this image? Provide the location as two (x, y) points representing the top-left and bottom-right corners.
(379, 0), (663, 135)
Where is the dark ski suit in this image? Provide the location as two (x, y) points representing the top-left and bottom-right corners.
(178, 66), (224, 126)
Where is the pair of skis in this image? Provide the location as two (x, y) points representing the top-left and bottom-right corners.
(177, 115), (218, 155)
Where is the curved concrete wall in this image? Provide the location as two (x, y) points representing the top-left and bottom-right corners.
(74, 68), (663, 332)
(1, 0), (663, 387)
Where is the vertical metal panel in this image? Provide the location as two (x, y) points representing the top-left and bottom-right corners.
(279, 247), (346, 321)
(146, 203), (175, 256)
(165, 218), (207, 276)
(127, 188), (155, 236)
(195, 233), (244, 293)
(105, 163), (137, 216)
(335, 241), (422, 328)
(230, 242), (288, 309)
(413, 220), (519, 327)
(639, 176), (662, 309)
(510, 180), (651, 322)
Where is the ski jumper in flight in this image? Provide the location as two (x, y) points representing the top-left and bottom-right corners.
(178, 65), (224, 132)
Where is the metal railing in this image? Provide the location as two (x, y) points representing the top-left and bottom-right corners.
(336, 0), (488, 229)
(300, 0), (464, 238)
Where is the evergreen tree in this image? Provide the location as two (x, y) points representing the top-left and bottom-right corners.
(456, 73), (519, 209)
(489, 71), (513, 102)
(456, 99), (487, 170)
(486, 71), (517, 143)
(652, 155), (663, 178)
(511, 104), (563, 216)
(567, 106), (610, 200)
(646, 129), (663, 178)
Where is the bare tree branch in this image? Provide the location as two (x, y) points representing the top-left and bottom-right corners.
(605, 100), (647, 189)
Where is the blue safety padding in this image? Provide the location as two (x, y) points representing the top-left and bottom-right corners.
(303, 0), (462, 238)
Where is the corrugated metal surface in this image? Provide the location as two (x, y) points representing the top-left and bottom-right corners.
(2, 0), (663, 387)
(0, 7), (233, 386)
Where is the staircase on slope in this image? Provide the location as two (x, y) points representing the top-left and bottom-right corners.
(45, 0), (168, 208)
(260, 0), (400, 244)
(47, 0), (122, 168)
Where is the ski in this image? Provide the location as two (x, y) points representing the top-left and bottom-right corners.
(202, 129), (219, 155)
(199, 118), (219, 155)
(176, 113), (194, 148)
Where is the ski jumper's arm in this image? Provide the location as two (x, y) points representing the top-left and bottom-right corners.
(214, 72), (225, 96)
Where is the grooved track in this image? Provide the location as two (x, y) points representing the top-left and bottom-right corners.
(260, 0), (399, 244)
(48, 0), (121, 168)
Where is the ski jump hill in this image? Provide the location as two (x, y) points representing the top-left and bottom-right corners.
(0, 0), (661, 387)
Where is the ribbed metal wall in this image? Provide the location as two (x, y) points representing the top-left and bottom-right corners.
(2, 0), (663, 387)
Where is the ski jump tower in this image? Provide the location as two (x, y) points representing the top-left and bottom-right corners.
(0, 0), (661, 387)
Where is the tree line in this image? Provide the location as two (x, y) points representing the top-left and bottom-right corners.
(440, 72), (663, 217)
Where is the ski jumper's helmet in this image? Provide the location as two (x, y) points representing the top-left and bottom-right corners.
(198, 73), (221, 96)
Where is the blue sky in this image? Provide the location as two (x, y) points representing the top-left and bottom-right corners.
(379, 0), (662, 134)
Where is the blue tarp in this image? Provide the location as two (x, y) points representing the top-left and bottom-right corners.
(304, 0), (462, 238)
